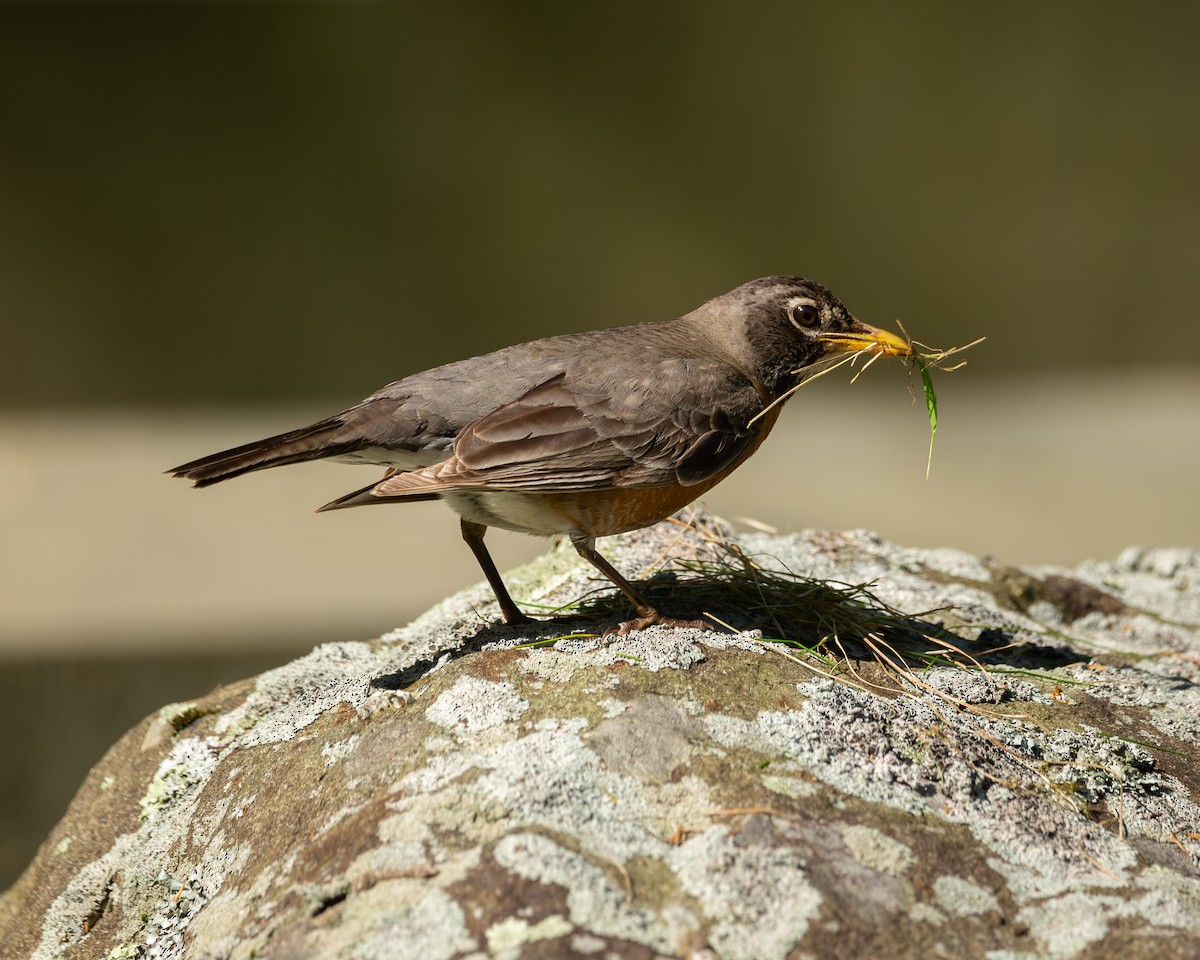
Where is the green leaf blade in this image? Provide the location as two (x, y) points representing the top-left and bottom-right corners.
(918, 357), (938, 479)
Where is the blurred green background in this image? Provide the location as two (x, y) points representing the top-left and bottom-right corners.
(2, 1), (1198, 890)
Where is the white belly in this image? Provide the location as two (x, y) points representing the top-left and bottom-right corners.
(441, 491), (573, 537)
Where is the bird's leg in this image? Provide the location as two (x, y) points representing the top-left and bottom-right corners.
(570, 536), (710, 635)
(460, 519), (534, 625)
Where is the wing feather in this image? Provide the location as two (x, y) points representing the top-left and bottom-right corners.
(369, 361), (768, 499)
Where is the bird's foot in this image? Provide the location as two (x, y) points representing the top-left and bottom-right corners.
(605, 612), (712, 636)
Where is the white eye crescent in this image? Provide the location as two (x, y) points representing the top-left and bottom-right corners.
(788, 300), (820, 328)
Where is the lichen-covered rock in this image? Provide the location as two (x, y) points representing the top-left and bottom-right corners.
(3, 515), (1199, 960)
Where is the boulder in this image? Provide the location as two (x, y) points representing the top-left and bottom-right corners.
(4, 514), (1199, 959)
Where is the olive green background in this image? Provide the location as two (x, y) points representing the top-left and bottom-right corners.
(4, 1), (1199, 410)
(3, 2), (1199, 891)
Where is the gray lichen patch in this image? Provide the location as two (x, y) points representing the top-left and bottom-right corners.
(933, 874), (1001, 917)
(671, 823), (822, 960)
(491, 832), (673, 953)
(840, 824), (915, 877)
(585, 695), (707, 784)
(484, 912), (573, 953)
(425, 675), (530, 734)
(138, 736), (223, 821)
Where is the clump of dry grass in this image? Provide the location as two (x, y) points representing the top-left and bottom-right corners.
(535, 511), (1021, 688)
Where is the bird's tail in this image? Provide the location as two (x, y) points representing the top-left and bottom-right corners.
(168, 418), (361, 487)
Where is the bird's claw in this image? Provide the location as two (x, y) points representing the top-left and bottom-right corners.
(604, 613), (712, 636)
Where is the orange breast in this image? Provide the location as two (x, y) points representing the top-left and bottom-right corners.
(538, 405), (782, 537)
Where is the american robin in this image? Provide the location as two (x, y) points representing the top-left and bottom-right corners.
(170, 276), (910, 631)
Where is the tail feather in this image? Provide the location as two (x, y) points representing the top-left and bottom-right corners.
(169, 418), (361, 487)
(315, 476), (441, 512)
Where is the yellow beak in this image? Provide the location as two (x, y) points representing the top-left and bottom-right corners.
(819, 320), (912, 358)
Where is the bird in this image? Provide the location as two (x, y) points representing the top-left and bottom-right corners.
(169, 276), (911, 632)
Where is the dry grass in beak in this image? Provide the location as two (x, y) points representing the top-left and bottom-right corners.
(746, 349), (884, 426)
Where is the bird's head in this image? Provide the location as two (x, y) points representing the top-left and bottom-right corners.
(695, 276), (911, 398)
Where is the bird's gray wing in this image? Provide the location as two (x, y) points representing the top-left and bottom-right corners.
(371, 359), (768, 496)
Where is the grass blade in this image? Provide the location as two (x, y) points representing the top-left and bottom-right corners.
(917, 356), (938, 479)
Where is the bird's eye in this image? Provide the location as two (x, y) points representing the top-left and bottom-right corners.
(789, 303), (820, 328)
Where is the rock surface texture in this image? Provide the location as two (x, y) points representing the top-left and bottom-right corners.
(3, 514), (1199, 960)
